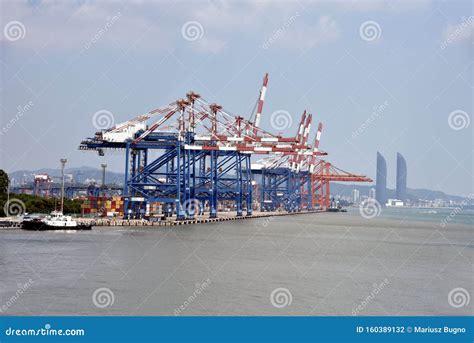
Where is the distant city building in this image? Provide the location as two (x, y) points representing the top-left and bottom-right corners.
(396, 152), (407, 201)
(376, 152), (387, 206)
(34, 174), (52, 197)
(369, 188), (376, 199)
(352, 189), (360, 204)
(386, 198), (404, 207)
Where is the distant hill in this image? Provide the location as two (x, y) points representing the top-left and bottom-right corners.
(9, 166), (124, 186)
(7, 167), (469, 202)
(330, 183), (468, 202)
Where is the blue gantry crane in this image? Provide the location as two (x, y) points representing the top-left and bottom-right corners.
(79, 75), (319, 219)
(79, 74), (369, 219)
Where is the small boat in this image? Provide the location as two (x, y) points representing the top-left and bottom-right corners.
(327, 207), (347, 212)
(22, 211), (92, 231)
(327, 198), (347, 212)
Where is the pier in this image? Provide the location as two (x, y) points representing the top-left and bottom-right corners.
(0, 220), (22, 229)
(77, 210), (325, 227)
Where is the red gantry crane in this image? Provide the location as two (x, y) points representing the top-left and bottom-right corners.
(80, 73), (371, 219)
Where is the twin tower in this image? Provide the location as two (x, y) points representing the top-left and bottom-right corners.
(375, 152), (407, 206)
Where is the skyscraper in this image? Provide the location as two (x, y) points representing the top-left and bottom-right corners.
(352, 189), (360, 204)
(369, 188), (376, 199)
(376, 152), (387, 206)
(396, 152), (407, 201)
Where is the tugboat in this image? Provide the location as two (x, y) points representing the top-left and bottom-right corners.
(22, 211), (92, 231)
(22, 158), (92, 231)
(327, 198), (347, 213)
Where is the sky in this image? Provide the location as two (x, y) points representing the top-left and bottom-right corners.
(0, 0), (472, 197)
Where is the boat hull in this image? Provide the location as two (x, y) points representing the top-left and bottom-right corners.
(327, 208), (347, 213)
(21, 220), (92, 231)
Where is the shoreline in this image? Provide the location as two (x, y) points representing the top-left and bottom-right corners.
(1, 210), (472, 231)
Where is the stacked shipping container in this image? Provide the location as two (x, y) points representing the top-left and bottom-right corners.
(81, 196), (124, 217)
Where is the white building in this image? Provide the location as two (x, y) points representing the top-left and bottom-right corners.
(352, 189), (360, 204)
(386, 199), (404, 207)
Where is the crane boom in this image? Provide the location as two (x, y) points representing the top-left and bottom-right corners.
(253, 73), (269, 130)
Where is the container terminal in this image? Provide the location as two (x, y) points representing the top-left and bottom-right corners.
(75, 73), (371, 224)
(3, 74), (372, 227)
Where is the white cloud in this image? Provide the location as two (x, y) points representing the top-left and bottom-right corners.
(0, 1), (329, 54)
(441, 16), (474, 48)
(267, 15), (340, 51)
(0, 1), (170, 52)
(308, 15), (341, 46)
(193, 37), (227, 54)
(336, 0), (431, 12)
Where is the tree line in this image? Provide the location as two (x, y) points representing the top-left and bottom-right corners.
(0, 169), (82, 216)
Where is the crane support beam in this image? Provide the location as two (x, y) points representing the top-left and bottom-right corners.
(79, 74), (371, 219)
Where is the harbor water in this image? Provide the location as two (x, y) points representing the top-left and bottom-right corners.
(0, 210), (472, 316)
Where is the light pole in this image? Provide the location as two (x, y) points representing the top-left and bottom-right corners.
(101, 164), (107, 196)
(6, 178), (10, 216)
(60, 158), (67, 213)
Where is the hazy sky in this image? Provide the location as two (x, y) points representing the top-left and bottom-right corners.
(0, 0), (472, 196)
